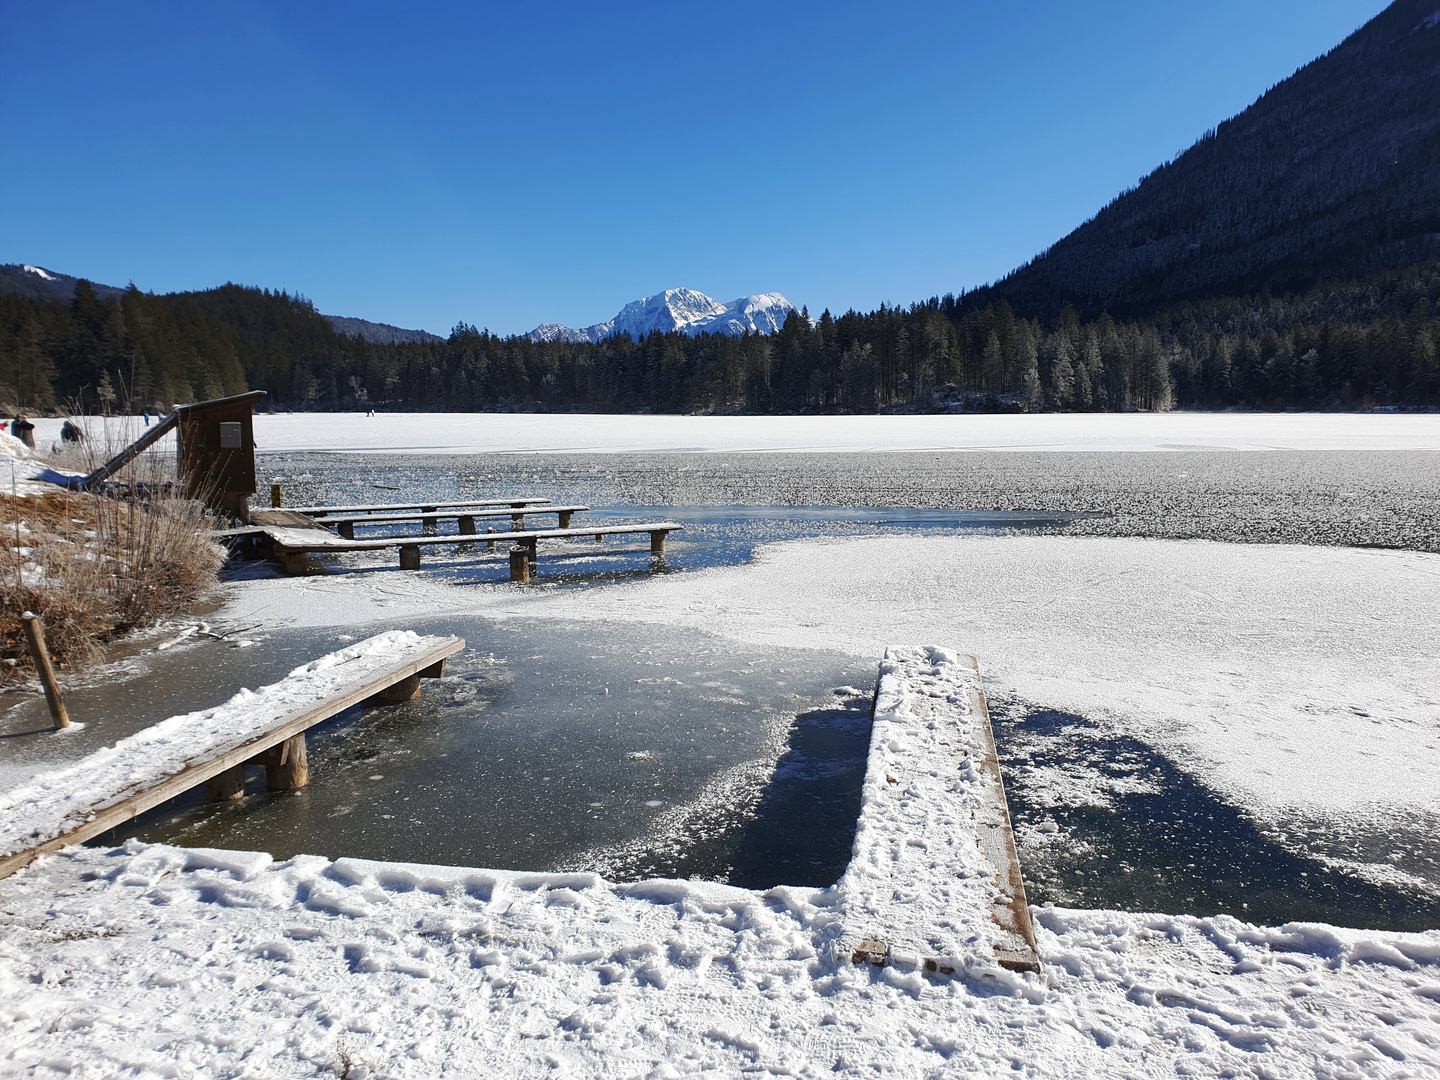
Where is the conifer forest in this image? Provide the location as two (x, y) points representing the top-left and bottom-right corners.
(1, 263), (1438, 416)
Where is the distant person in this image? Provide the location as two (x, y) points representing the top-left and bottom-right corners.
(11, 415), (35, 449)
(60, 420), (83, 444)
(143, 411), (151, 427)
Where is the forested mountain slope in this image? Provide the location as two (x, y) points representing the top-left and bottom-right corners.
(965, 0), (1440, 320)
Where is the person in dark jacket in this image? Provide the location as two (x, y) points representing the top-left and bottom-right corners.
(61, 420), (84, 444)
(11, 416), (35, 449)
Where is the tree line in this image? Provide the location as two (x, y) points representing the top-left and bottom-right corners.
(2, 261), (1438, 417)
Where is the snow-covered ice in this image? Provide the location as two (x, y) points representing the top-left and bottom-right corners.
(213, 535), (1440, 856)
(239, 411), (1440, 455)
(20, 410), (1440, 460)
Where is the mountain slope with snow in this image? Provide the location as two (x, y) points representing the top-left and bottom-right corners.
(529, 288), (796, 343)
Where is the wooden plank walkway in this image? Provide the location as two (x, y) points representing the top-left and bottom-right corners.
(0, 632), (464, 881)
(321, 504), (592, 538)
(267, 522), (684, 577)
(840, 647), (1040, 976)
(288, 498), (551, 517)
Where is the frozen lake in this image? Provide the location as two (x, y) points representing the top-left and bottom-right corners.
(5, 436), (1436, 932)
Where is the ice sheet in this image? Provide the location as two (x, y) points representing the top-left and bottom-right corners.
(20, 411), (1430, 459)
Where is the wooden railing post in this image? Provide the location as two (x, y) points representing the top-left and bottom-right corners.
(21, 612), (69, 730)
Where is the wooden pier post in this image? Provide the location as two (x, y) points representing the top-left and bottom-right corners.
(486, 527), (497, 550)
(271, 484), (282, 508)
(338, 521), (355, 540)
(558, 510), (574, 529)
(458, 515), (476, 535)
(399, 544), (421, 570)
(21, 613), (69, 730)
(511, 512), (525, 530)
(509, 547), (530, 582)
(204, 764), (246, 802)
(650, 530), (667, 557)
(256, 733), (309, 790)
(422, 506), (438, 537)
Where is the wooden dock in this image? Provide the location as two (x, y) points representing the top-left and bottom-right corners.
(840, 648), (1040, 976)
(320, 504), (593, 538)
(0, 632), (464, 881)
(287, 498), (552, 517)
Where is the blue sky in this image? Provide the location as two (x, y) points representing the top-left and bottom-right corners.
(1, 1), (1385, 336)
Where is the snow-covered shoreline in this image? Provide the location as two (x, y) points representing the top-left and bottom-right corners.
(2, 839), (1436, 1076)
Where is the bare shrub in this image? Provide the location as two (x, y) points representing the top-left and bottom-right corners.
(0, 416), (226, 677)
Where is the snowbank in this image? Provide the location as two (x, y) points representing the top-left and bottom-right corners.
(1, 841), (1435, 1076)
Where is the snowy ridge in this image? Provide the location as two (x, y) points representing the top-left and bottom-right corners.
(0, 631), (449, 861)
(528, 288), (796, 343)
(837, 647), (1038, 976)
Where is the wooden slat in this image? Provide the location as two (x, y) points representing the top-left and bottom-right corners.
(291, 498), (552, 516)
(0, 636), (464, 881)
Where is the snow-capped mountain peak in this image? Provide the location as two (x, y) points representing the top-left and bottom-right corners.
(529, 289), (796, 343)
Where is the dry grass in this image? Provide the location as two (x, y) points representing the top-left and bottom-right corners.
(0, 427), (226, 677)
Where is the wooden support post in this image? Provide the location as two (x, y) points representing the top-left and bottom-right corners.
(422, 506), (438, 537)
(271, 484), (282, 508)
(281, 550), (309, 576)
(511, 512), (525, 530)
(525, 539), (538, 573)
(595, 533), (604, 543)
(21, 613), (69, 730)
(486, 527), (497, 550)
(338, 521), (355, 540)
(399, 544), (422, 570)
(204, 764), (246, 802)
(381, 673), (422, 702)
(458, 516), (476, 535)
(253, 733), (309, 791)
(509, 547), (530, 583)
(650, 530), (667, 557)
(558, 510), (573, 529)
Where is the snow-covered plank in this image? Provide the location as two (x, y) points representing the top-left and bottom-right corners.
(0, 631), (464, 879)
(838, 647), (1040, 975)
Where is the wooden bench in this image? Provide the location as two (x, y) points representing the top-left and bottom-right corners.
(321, 504), (592, 539)
(288, 498), (552, 518)
(0, 632), (464, 881)
(268, 522), (683, 578)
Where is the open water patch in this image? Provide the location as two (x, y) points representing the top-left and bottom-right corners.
(990, 700), (1440, 933)
(84, 616), (876, 886)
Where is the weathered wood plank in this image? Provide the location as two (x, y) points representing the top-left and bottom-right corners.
(838, 648), (1040, 978)
(0, 635), (464, 881)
